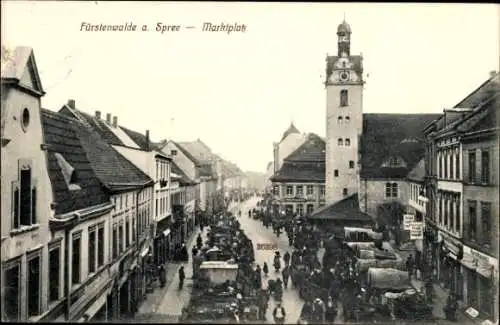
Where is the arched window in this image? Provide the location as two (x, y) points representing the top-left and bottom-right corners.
(338, 138), (343, 146)
(334, 169), (339, 177)
(338, 116), (343, 122)
(345, 116), (350, 122)
(340, 90), (348, 107)
(342, 188), (348, 196)
(345, 138), (351, 146)
(349, 160), (354, 168)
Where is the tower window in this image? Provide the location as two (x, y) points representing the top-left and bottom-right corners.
(340, 90), (348, 107)
(338, 116), (343, 122)
(349, 161), (354, 168)
(345, 138), (351, 146)
(342, 188), (348, 196)
(337, 138), (343, 146)
(345, 116), (350, 121)
(334, 170), (339, 177)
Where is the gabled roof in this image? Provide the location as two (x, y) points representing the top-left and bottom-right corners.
(285, 133), (326, 162)
(41, 109), (109, 215)
(270, 161), (325, 183)
(280, 122), (300, 142)
(73, 121), (153, 191)
(360, 113), (441, 179)
(1, 46), (44, 94)
(120, 126), (154, 151)
(177, 139), (214, 163)
(308, 193), (373, 222)
(170, 140), (201, 165)
(325, 55), (363, 82)
(407, 158), (425, 183)
(170, 160), (196, 185)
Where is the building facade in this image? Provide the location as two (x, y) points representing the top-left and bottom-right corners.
(273, 123), (307, 174)
(270, 133), (326, 215)
(324, 20), (364, 205)
(422, 72), (499, 324)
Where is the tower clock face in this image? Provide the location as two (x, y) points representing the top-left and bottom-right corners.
(339, 36), (348, 42)
(340, 71), (350, 82)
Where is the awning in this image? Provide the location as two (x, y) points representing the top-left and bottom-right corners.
(163, 229), (171, 237)
(78, 289), (109, 322)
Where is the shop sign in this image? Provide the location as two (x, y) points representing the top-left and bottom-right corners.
(403, 214), (414, 230)
(439, 231), (461, 256)
(410, 222), (423, 240)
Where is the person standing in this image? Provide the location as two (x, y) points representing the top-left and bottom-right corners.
(272, 302), (286, 324)
(283, 251), (291, 266)
(282, 265), (290, 289)
(325, 296), (338, 324)
(406, 254), (415, 281)
(178, 266), (185, 290)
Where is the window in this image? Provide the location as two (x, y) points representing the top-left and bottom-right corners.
(21, 107), (30, 130)
(119, 223), (124, 252)
(320, 185), (325, 196)
(296, 204), (303, 215)
(306, 204), (314, 214)
(342, 188), (348, 196)
(385, 182), (398, 198)
(3, 261), (20, 321)
(481, 151), (490, 184)
(112, 225), (118, 259)
(155, 198), (158, 217)
(345, 138), (351, 146)
(340, 89), (348, 107)
(72, 233), (81, 285)
(444, 153), (448, 179)
(273, 185), (279, 195)
(449, 197), (454, 231)
(306, 185), (314, 195)
(481, 202), (491, 246)
(444, 197), (449, 226)
(438, 155), (442, 178)
(338, 138), (343, 146)
(455, 199), (460, 233)
(349, 160), (354, 168)
(27, 254), (41, 316)
(468, 151), (476, 182)
(334, 169), (339, 177)
(126, 219), (130, 247)
(345, 116), (350, 121)
(468, 200), (477, 241)
(438, 198), (443, 224)
(49, 246), (60, 303)
(479, 274), (493, 316)
(125, 194), (128, 207)
(338, 116), (343, 122)
(132, 217), (136, 243)
(88, 227), (96, 274)
(456, 152), (460, 179)
(98, 224), (104, 267)
(296, 186), (303, 196)
(12, 161), (38, 229)
(171, 149), (177, 156)
(286, 185), (293, 196)
(389, 157), (400, 167)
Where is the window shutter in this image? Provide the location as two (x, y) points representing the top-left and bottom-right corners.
(12, 181), (20, 229)
(31, 179), (37, 224)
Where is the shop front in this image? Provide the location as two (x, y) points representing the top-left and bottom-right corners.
(438, 230), (464, 298)
(462, 245), (499, 323)
(154, 216), (172, 267)
(422, 223), (439, 279)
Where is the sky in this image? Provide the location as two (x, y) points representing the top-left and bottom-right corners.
(2, 2), (499, 173)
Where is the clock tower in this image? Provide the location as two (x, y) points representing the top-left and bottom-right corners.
(325, 20), (364, 205)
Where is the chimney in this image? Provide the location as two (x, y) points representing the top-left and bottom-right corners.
(145, 130), (150, 151)
(113, 116), (118, 128)
(95, 111), (101, 119)
(489, 70), (497, 78)
(67, 99), (75, 109)
(106, 113), (111, 124)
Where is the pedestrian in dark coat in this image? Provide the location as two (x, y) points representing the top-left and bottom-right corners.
(263, 262), (269, 276)
(283, 251), (291, 265)
(282, 265), (290, 288)
(192, 246), (198, 258)
(406, 254), (415, 280)
(159, 264), (167, 287)
(196, 234), (203, 250)
(178, 266), (185, 290)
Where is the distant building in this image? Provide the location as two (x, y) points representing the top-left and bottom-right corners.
(270, 133), (326, 215)
(273, 122), (308, 174)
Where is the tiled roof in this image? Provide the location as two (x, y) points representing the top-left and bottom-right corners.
(170, 160), (195, 185)
(198, 164), (215, 178)
(177, 140), (213, 163)
(171, 141), (200, 165)
(309, 193), (373, 222)
(120, 126), (155, 151)
(73, 121), (153, 191)
(454, 73), (499, 109)
(285, 133), (326, 162)
(280, 122), (300, 142)
(59, 106), (124, 146)
(41, 109), (109, 215)
(360, 114), (441, 179)
(407, 159), (425, 183)
(270, 161), (325, 183)
(463, 97), (499, 134)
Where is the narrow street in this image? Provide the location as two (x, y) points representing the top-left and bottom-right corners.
(236, 196), (304, 324)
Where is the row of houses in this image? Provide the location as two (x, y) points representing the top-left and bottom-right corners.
(268, 20), (498, 324)
(0, 47), (246, 322)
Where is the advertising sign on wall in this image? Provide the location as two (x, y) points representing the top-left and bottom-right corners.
(403, 214), (414, 230)
(410, 222), (423, 240)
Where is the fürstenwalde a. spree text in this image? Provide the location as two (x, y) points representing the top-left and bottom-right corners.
(202, 22), (247, 34)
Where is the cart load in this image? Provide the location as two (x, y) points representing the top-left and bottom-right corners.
(344, 227), (383, 242)
(367, 267), (411, 292)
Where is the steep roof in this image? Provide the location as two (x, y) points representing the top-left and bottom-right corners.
(170, 160), (195, 185)
(309, 193), (373, 222)
(120, 126), (154, 151)
(285, 133), (326, 162)
(41, 109), (109, 215)
(177, 140), (214, 163)
(280, 122), (300, 142)
(360, 113), (441, 179)
(171, 141), (201, 165)
(407, 158), (425, 183)
(73, 121), (153, 191)
(270, 162), (325, 183)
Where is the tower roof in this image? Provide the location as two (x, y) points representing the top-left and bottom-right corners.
(280, 122), (300, 142)
(337, 20), (351, 34)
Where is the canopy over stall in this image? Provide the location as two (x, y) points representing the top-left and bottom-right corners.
(367, 267), (412, 291)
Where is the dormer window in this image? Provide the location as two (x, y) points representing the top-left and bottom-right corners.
(171, 149), (177, 156)
(389, 157), (400, 167)
(54, 153), (81, 190)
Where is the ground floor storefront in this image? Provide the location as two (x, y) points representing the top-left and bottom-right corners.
(437, 230), (464, 298)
